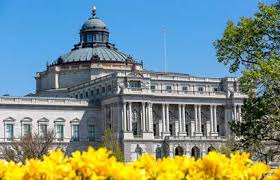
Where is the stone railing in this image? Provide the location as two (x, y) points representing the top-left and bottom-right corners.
(0, 96), (89, 106)
(165, 136), (227, 141)
(122, 88), (227, 98)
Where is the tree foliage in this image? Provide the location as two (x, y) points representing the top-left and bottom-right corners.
(0, 130), (55, 164)
(214, 1), (280, 163)
(101, 129), (124, 161)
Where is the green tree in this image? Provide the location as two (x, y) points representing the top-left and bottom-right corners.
(101, 129), (124, 161)
(214, 1), (280, 163)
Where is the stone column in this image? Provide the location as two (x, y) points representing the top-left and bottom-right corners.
(210, 105), (218, 136)
(194, 104), (198, 132)
(213, 105), (217, 133)
(210, 105), (213, 132)
(148, 102), (153, 132)
(122, 102), (127, 131)
(128, 102), (133, 132)
(162, 104), (166, 134)
(166, 104), (170, 133)
(178, 104), (182, 135)
(141, 102), (146, 132)
(182, 105), (186, 133)
(195, 104), (203, 136)
(55, 73), (59, 89)
(143, 102), (154, 139)
(198, 105), (202, 132)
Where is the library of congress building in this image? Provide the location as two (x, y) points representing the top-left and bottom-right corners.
(0, 6), (246, 162)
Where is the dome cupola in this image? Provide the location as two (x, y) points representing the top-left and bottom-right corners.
(80, 6), (109, 44)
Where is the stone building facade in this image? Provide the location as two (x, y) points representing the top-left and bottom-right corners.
(0, 6), (246, 162)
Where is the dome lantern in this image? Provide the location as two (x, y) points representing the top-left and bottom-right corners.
(80, 5), (109, 44)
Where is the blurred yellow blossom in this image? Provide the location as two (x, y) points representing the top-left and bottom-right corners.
(0, 147), (278, 180)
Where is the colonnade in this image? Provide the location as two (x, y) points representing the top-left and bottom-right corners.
(104, 102), (242, 138)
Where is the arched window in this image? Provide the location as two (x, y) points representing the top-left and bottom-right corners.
(135, 145), (143, 159)
(191, 146), (201, 159)
(208, 146), (216, 153)
(156, 147), (162, 159)
(175, 146), (184, 156)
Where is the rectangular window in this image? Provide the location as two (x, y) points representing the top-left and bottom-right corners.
(39, 124), (48, 137)
(198, 87), (204, 92)
(56, 124), (64, 141)
(80, 94), (83, 99)
(87, 34), (93, 42)
(150, 85), (156, 92)
(85, 92), (89, 98)
(166, 86), (172, 93)
(182, 86), (188, 92)
(22, 124), (31, 136)
(72, 125), (79, 141)
(129, 81), (141, 88)
(107, 85), (112, 92)
(214, 88), (218, 92)
(90, 90), (94, 96)
(169, 124), (173, 136)
(6, 124), (14, 141)
(201, 125), (205, 136)
(88, 125), (95, 141)
(185, 124), (188, 136)
(102, 87), (106, 93)
(96, 88), (100, 95)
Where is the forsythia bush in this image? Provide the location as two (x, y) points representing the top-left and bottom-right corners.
(0, 147), (280, 180)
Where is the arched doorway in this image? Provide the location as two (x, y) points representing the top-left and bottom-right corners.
(191, 146), (201, 159)
(175, 146), (184, 156)
(208, 146), (216, 153)
(156, 147), (162, 159)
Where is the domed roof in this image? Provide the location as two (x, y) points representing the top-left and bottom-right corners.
(81, 6), (107, 31)
(81, 18), (106, 30)
(50, 5), (137, 66)
(52, 46), (133, 65)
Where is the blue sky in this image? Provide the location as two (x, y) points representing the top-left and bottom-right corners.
(0, 0), (275, 96)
